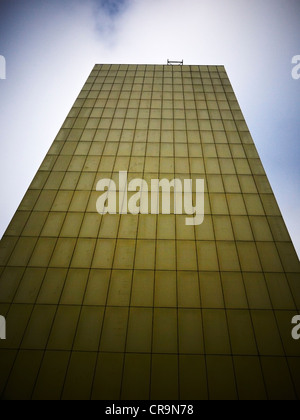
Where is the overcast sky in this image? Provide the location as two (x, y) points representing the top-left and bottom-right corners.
(0, 0), (299, 256)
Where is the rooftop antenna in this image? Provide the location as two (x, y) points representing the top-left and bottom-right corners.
(167, 59), (183, 65)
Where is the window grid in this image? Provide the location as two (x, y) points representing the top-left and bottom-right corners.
(0, 64), (299, 401)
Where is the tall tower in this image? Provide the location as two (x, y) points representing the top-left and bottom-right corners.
(0, 64), (299, 400)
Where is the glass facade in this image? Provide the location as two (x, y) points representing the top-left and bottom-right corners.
(0, 64), (299, 400)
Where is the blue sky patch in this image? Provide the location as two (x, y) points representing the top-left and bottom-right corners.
(97, 0), (128, 16)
